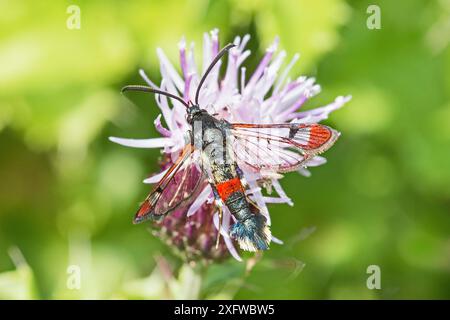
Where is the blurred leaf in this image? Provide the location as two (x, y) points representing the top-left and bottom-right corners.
(0, 248), (38, 299)
(0, 264), (38, 300)
(246, 0), (350, 72)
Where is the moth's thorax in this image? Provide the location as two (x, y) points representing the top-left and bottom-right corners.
(186, 105), (205, 125)
(188, 107), (237, 183)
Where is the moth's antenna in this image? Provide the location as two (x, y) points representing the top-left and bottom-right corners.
(195, 43), (236, 105)
(121, 85), (190, 108)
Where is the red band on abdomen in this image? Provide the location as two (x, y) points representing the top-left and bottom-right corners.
(216, 177), (243, 201)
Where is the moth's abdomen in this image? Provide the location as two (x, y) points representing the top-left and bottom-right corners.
(229, 214), (271, 251)
(219, 184), (272, 252)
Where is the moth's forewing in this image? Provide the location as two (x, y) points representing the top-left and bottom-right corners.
(134, 153), (207, 223)
(230, 123), (339, 173)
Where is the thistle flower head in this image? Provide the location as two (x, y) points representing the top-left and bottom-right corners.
(110, 29), (351, 262)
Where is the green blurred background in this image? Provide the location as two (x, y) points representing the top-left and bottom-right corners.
(1, 0), (449, 299)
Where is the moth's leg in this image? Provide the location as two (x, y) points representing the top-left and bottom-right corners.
(209, 181), (224, 248)
(246, 195), (265, 215)
(235, 166), (263, 213)
(215, 204), (224, 249)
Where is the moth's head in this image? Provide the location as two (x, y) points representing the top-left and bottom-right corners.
(186, 105), (204, 124)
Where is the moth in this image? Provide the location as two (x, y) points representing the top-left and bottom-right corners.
(121, 44), (339, 251)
